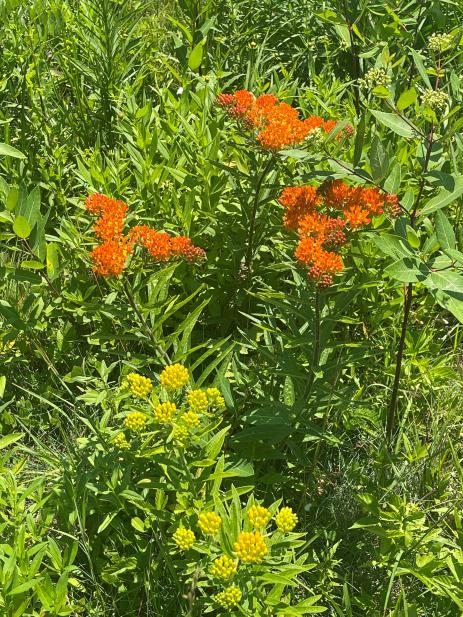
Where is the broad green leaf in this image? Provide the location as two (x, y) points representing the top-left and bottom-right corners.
(46, 242), (60, 279)
(0, 143), (25, 158)
(370, 110), (416, 138)
(13, 215), (31, 239)
(372, 234), (414, 260)
(18, 185), (41, 229)
(369, 135), (389, 182)
(435, 210), (456, 249)
(406, 226), (420, 249)
(188, 41), (204, 70)
(6, 186), (19, 212)
(21, 260), (44, 269)
(411, 50), (432, 88)
(0, 375), (5, 398)
(0, 433), (24, 449)
(444, 248), (463, 266)
(397, 87), (417, 111)
(131, 517), (146, 532)
(385, 258), (426, 282)
(436, 291), (463, 323)
(420, 176), (463, 216)
(423, 271), (463, 293)
(283, 375), (295, 406)
(383, 163), (401, 194)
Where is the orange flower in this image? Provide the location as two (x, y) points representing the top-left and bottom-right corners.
(90, 236), (134, 276)
(279, 186), (322, 230)
(130, 225), (206, 264)
(342, 205), (371, 228)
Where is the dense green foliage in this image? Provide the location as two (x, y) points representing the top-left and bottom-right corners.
(1, 0), (463, 615)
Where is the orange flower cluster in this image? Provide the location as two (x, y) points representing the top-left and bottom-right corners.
(84, 193), (205, 277)
(280, 181), (400, 286)
(217, 90), (352, 151)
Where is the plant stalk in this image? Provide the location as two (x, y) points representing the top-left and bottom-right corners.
(386, 282), (413, 441)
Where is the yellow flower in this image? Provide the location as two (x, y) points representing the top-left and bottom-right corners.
(172, 424), (189, 446)
(173, 527), (195, 550)
(181, 410), (200, 428)
(234, 531), (268, 563)
(187, 389), (209, 413)
(275, 507), (298, 532)
(113, 432), (130, 449)
(124, 411), (147, 431)
(206, 387), (225, 409)
(159, 364), (189, 390)
(154, 401), (176, 424)
(215, 585), (242, 609)
(210, 555), (237, 580)
(198, 511), (222, 535)
(248, 505), (271, 528)
(127, 373), (152, 397)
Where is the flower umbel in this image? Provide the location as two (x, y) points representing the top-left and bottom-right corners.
(154, 402), (177, 424)
(124, 412), (147, 432)
(215, 585), (242, 609)
(275, 507), (298, 532)
(234, 531), (268, 563)
(248, 505), (271, 528)
(173, 527), (195, 550)
(127, 373), (152, 398)
(160, 364), (189, 390)
(113, 432), (130, 449)
(210, 555), (238, 580)
(187, 389), (209, 413)
(198, 511), (222, 535)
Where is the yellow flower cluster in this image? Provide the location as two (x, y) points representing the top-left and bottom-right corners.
(160, 364), (189, 390)
(248, 505), (271, 528)
(172, 424), (189, 446)
(188, 389), (209, 413)
(275, 507), (298, 532)
(181, 410), (200, 428)
(173, 527), (195, 550)
(210, 555), (237, 580)
(113, 432), (130, 449)
(234, 531), (268, 563)
(206, 387), (225, 409)
(154, 401), (176, 424)
(124, 411), (146, 431)
(215, 585), (242, 609)
(127, 373), (152, 397)
(198, 511), (222, 535)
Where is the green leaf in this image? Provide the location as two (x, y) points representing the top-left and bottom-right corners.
(369, 135), (389, 182)
(443, 248), (463, 266)
(420, 176), (463, 216)
(0, 433), (24, 449)
(435, 210), (456, 250)
(435, 291), (463, 323)
(0, 143), (26, 158)
(370, 110), (416, 138)
(131, 517), (146, 532)
(353, 114), (366, 166)
(372, 234), (413, 260)
(385, 258), (426, 282)
(324, 119), (350, 144)
(283, 376), (295, 406)
(411, 50), (432, 88)
(383, 163), (401, 194)
(21, 260), (44, 270)
(423, 271), (463, 293)
(0, 375), (5, 398)
(46, 243), (60, 280)
(6, 186), (19, 212)
(12, 215), (31, 239)
(406, 225), (420, 249)
(18, 185), (41, 229)
(397, 87), (417, 111)
(97, 511), (119, 533)
(188, 41), (204, 70)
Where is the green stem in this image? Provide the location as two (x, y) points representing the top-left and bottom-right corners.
(244, 156), (274, 280)
(122, 280), (171, 364)
(386, 282), (413, 442)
